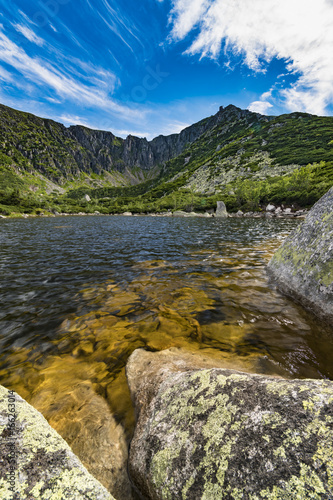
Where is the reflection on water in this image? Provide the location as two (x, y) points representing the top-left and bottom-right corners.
(0, 216), (332, 495)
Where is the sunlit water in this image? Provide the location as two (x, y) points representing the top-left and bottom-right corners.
(0, 215), (332, 493)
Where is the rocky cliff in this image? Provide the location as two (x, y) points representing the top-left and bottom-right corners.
(0, 103), (257, 185)
(267, 187), (333, 324)
(127, 348), (333, 500)
(1, 102), (333, 214)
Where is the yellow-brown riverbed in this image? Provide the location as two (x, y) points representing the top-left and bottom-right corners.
(1, 215), (332, 496)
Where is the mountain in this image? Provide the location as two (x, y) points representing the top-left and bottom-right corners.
(0, 103), (333, 215)
(0, 103), (243, 186)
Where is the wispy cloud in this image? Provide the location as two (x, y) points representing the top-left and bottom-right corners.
(59, 115), (151, 139)
(59, 114), (93, 128)
(158, 120), (191, 136)
(169, 0), (333, 115)
(13, 23), (44, 46)
(0, 26), (141, 119)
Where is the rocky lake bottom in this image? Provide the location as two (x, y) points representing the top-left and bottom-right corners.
(0, 215), (332, 496)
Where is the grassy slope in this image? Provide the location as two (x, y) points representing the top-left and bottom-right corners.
(1, 106), (333, 215)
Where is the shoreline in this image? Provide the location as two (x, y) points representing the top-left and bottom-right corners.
(0, 209), (308, 220)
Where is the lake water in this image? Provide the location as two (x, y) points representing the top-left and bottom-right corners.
(0, 215), (332, 484)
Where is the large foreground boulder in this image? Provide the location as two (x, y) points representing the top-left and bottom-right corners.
(0, 385), (114, 499)
(267, 187), (333, 324)
(127, 349), (333, 500)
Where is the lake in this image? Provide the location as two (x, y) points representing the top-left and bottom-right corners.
(0, 215), (332, 440)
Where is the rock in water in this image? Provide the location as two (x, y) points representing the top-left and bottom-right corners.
(267, 187), (333, 324)
(127, 349), (333, 500)
(0, 385), (114, 500)
(215, 201), (228, 218)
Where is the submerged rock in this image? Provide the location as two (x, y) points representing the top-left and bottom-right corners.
(127, 349), (333, 500)
(0, 385), (114, 499)
(267, 187), (333, 324)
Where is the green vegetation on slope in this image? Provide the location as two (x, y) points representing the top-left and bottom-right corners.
(1, 104), (333, 216)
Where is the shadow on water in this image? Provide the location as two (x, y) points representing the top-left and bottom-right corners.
(0, 215), (332, 496)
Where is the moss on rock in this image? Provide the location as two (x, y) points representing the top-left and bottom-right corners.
(127, 349), (333, 500)
(267, 187), (333, 324)
(0, 385), (114, 499)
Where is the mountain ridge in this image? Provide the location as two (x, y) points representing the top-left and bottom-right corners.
(0, 102), (332, 215)
(0, 103), (263, 185)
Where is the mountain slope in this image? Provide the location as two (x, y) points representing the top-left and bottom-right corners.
(0, 103), (238, 186)
(1, 103), (333, 215)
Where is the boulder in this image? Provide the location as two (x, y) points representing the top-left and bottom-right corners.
(267, 187), (333, 324)
(0, 385), (114, 500)
(84, 194), (91, 202)
(127, 349), (333, 500)
(215, 201), (228, 218)
(172, 211), (190, 217)
(266, 203), (275, 211)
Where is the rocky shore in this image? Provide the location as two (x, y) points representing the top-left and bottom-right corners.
(0, 205), (308, 219)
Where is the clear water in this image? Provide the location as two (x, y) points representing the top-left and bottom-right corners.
(0, 215), (332, 443)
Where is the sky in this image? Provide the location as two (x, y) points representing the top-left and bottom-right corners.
(0, 0), (332, 140)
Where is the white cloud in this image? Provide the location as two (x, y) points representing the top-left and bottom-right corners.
(169, 0), (333, 115)
(13, 24), (44, 46)
(248, 100), (273, 115)
(59, 114), (92, 128)
(0, 65), (14, 82)
(59, 116), (151, 139)
(111, 128), (151, 139)
(0, 27), (141, 120)
(158, 120), (191, 136)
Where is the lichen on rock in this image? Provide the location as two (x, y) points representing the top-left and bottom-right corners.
(0, 384), (114, 500)
(127, 348), (333, 500)
(267, 187), (333, 324)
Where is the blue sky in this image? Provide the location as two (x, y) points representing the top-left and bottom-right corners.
(0, 0), (332, 139)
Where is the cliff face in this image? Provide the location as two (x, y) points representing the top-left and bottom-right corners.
(0, 103), (262, 184)
(2, 101), (333, 202)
